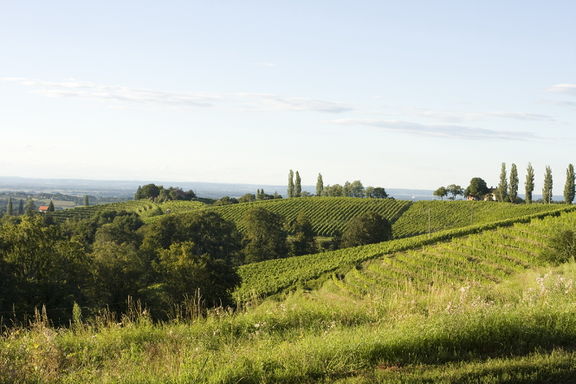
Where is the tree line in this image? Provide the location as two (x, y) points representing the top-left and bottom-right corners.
(434, 163), (575, 204)
(290, 171), (389, 199)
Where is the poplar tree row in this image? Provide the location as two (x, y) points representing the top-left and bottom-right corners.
(497, 163), (575, 204)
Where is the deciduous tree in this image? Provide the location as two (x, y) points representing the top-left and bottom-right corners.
(341, 212), (392, 248)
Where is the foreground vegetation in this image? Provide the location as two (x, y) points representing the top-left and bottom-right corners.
(2, 226), (576, 382)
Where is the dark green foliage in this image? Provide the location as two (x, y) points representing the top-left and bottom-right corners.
(509, 163), (519, 203)
(564, 164), (575, 204)
(543, 166), (553, 204)
(295, 171), (302, 197)
(526, 163), (535, 204)
(17, 199), (24, 215)
(316, 173), (323, 196)
(242, 207), (287, 263)
(155, 242), (240, 308)
(141, 211), (241, 264)
(238, 193), (256, 203)
(47, 200), (55, 212)
(135, 183), (196, 202)
(84, 195), (89, 206)
(369, 187), (388, 198)
(497, 163), (508, 202)
(541, 229), (576, 264)
(434, 187), (448, 200)
(214, 196), (239, 205)
(341, 211), (392, 248)
(286, 212), (316, 256)
(465, 177), (490, 200)
(288, 170), (295, 198)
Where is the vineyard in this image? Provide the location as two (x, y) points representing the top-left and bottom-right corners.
(49, 200), (205, 222)
(325, 209), (576, 299)
(234, 206), (576, 302)
(392, 200), (566, 238)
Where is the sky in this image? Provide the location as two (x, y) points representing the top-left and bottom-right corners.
(1, 0), (575, 192)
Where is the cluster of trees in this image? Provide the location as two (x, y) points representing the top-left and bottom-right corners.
(433, 185), (464, 200)
(214, 190), (282, 206)
(436, 163), (576, 204)
(293, 171), (388, 199)
(135, 184), (196, 202)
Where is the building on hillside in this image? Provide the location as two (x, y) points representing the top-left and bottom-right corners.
(38, 206), (50, 213)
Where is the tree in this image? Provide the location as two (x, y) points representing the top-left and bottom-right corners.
(509, 163), (519, 203)
(341, 212), (392, 248)
(446, 184), (464, 200)
(155, 241), (240, 308)
(241, 208), (287, 263)
(543, 166), (553, 204)
(497, 163), (508, 202)
(525, 163), (535, 204)
(47, 200), (55, 212)
(316, 173), (324, 196)
(18, 199), (24, 215)
(286, 212), (316, 256)
(540, 229), (576, 265)
(564, 164), (575, 204)
(465, 178), (489, 200)
(349, 180), (365, 197)
(6, 197), (13, 216)
(371, 187), (388, 199)
(24, 198), (36, 216)
(322, 184), (344, 197)
(288, 170), (295, 198)
(238, 193), (256, 203)
(295, 171), (302, 197)
(84, 195), (89, 207)
(433, 187), (448, 200)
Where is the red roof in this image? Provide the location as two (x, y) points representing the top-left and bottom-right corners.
(38, 206), (50, 211)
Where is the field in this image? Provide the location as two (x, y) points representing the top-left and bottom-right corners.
(3, 206), (576, 383)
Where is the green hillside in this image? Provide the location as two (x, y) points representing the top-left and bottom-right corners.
(392, 200), (566, 238)
(4, 205), (576, 383)
(235, 206), (575, 302)
(204, 197), (411, 236)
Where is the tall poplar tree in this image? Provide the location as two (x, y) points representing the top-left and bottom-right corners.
(497, 163), (508, 202)
(525, 163), (535, 204)
(508, 163), (519, 203)
(295, 171), (302, 197)
(288, 170), (294, 198)
(48, 200), (55, 212)
(564, 164), (575, 204)
(18, 199), (24, 214)
(316, 173), (324, 196)
(543, 166), (553, 204)
(84, 195), (89, 207)
(7, 197), (13, 216)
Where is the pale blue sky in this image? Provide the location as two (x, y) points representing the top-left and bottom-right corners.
(1, 1), (575, 192)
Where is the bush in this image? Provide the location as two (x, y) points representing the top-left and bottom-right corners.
(541, 229), (576, 264)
